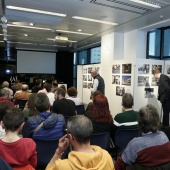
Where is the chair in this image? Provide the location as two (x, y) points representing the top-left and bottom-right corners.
(90, 131), (110, 149)
(76, 104), (85, 115)
(115, 128), (140, 152)
(17, 100), (27, 110)
(34, 140), (59, 169)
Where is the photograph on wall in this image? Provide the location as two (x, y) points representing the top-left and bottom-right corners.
(88, 75), (92, 81)
(94, 67), (100, 73)
(83, 75), (87, 81)
(83, 68), (87, 74)
(151, 76), (159, 86)
(152, 65), (162, 74)
(122, 64), (132, 74)
(138, 64), (150, 74)
(83, 82), (87, 88)
(116, 86), (125, 96)
(167, 64), (170, 74)
(144, 88), (154, 98)
(122, 76), (131, 86)
(112, 75), (120, 85)
(138, 76), (149, 86)
(88, 67), (93, 73)
(112, 64), (120, 74)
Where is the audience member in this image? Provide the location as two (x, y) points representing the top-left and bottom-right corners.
(45, 83), (55, 106)
(86, 90), (102, 111)
(31, 80), (42, 93)
(11, 80), (20, 94)
(38, 82), (48, 94)
(0, 89), (14, 107)
(67, 87), (82, 105)
(115, 104), (170, 170)
(53, 88), (76, 117)
(46, 115), (114, 170)
(22, 93), (65, 141)
(84, 94), (113, 133)
(113, 93), (138, 134)
(14, 83), (23, 97)
(14, 84), (31, 104)
(51, 80), (58, 92)
(22, 93), (39, 117)
(0, 103), (9, 139)
(2, 81), (9, 88)
(60, 85), (69, 98)
(0, 108), (37, 169)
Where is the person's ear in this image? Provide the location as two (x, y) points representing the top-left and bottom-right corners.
(1, 121), (5, 129)
(68, 133), (74, 140)
(18, 122), (25, 131)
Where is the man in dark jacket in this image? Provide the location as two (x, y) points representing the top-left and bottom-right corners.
(22, 93), (65, 140)
(153, 69), (170, 127)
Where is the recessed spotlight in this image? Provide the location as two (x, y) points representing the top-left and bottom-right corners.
(56, 30), (93, 36)
(30, 23), (34, 26)
(77, 29), (82, 32)
(24, 34), (28, 36)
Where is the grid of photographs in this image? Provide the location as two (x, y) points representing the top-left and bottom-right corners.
(83, 66), (100, 89)
(112, 63), (132, 96)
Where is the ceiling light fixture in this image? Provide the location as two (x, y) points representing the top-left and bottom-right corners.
(47, 38), (77, 43)
(0, 41), (4, 42)
(129, 0), (161, 8)
(7, 24), (52, 31)
(56, 30), (93, 36)
(72, 16), (118, 25)
(6, 5), (67, 17)
(8, 41), (36, 45)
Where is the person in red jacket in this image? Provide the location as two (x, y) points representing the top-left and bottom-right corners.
(0, 108), (37, 169)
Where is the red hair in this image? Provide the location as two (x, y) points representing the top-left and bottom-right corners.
(89, 94), (113, 123)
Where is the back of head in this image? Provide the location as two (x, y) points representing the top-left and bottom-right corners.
(44, 83), (52, 92)
(152, 69), (160, 75)
(52, 80), (58, 87)
(67, 87), (77, 97)
(34, 80), (41, 87)
(60, 85), (67, 93)
(0, 103), (10, 121)
(92, 90), (102, 100)
(138, 104), (160, 133)
(34, 93), (50, 112)
(22, 84), (29, 91)
(28, 93), (39, 116)
(16, 83), (22, 91)
(67, 115), (93, 144)
(3, 108), (24, 132)
(2, 81), (9, 88)
(57, 88), (66, 97)
(0, 89), (9, 97)
(122, 93), (133, 109)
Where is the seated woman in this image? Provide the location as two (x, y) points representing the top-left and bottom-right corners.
(84, 94), (113, 133)
(67, 87), (82, 105)
(22, 93), (39, 117)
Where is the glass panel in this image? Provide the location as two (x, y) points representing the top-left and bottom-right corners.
(78, 50), (87, 65)
(73, 52), (77, 65)
(73, 78), (77, 88)
(90, 46), (101, 63)
(73, 66), (77, 78)
(148, 30), (161, 57)
(164, 28), (170, 56)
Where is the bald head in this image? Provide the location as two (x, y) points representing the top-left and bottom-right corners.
(90, 70), (98, 78)
(2, 81), (9, 88)
(22, 84), (29, 91)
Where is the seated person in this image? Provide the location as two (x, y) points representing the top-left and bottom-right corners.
(113, 93), (138, 134)
(84, 94), (113, 133)
(0, 88), (14, 108)
(53, 88), (76, 117)
(14, 84), (31, 104)
(0, 108), (37, 169)
(0, 103), (10, 139)
(51, 80), (58, 93)
(45, 83), (55, 106)
(115, 104), (170, 170)
(60, 85), (69, 98)
(0, 158), (12, 170)
(67, 87), (82, 105)
(46, 115), (114, 170)
(22, 93), (65, 141)
(31, 80), (42, 93)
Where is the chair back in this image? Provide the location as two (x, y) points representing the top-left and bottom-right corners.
(76, 104), (85, 115)
(34, 140), (59, 169)
(90, 131), (110, 149)
(115, 128), (140, 151)
(17, 100), (27, 110)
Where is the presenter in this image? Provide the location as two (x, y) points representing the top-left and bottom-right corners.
(153, 69), (170, 127)
(88, 70), (105, 96)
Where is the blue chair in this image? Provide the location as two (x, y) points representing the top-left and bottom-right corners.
(115, 128), (140, 152)
(90, 131), (110, 149)
(34, 140), (59, 169)
(76, 104), (85, 115)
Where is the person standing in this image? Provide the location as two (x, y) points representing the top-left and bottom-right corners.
(153, 69), (170, 127)
(88, 70), (105, 95)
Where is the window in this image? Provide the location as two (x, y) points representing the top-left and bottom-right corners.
(90, 46), (101, 63)
(73, 52), (77, 88)
(163, 28), (170, 57)
(78, 50), (87, 65)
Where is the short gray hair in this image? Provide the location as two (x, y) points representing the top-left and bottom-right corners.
(67, 115), (93, 144)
